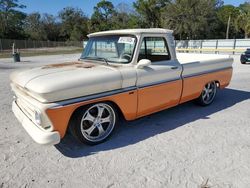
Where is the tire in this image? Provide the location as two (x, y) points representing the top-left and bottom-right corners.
(196, 81), (217, 106)
(69, 102), (118, 145)
(241, 61), (246, 64)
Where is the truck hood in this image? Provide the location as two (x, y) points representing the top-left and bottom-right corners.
(10, 62), (124, 103)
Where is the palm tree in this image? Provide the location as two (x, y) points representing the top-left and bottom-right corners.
(235, 11), (250, 38)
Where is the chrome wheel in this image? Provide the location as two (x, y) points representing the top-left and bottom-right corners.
(80, 103), (116, 143)
(201, 81), (217, 105)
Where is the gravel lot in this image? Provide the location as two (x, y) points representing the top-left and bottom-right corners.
(0, 54), (250, 188)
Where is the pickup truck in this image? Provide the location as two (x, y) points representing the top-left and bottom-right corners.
(10, 28), (233, 145)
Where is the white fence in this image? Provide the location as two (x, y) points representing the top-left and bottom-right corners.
(175, 39), (250, 54)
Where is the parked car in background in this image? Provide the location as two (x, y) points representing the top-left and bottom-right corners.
(241, 48), (250, 64)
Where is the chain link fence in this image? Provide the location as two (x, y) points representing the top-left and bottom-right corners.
(0, 39), (84, 51)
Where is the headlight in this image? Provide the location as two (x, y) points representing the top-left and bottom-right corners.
(34, 110), (42, 125)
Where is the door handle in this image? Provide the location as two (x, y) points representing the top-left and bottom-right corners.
(171, 66), (179, 70)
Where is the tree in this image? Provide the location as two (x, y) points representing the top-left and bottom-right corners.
(133, 0), (169, 28)
(0, 0), (26, 39)
(161, 0), (223, 40)
(1, 0), (250, 41)
(239, 1), (250, 12)
(235, 2), (250, 38)
(90, 0), (115, 32)
(111, 3), (140, 29)
(59, 7), (89, 41)
(24, 12), (46, 40)
(24, 13), (61, 41)
(42, 14), (61, 41)
(217, 5), (240, 38)
(235, 12), (250, 39)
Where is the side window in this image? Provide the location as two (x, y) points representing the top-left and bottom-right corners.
(138, 37), (170, 62)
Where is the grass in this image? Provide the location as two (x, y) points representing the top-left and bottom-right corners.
(0, 47), (83, 59)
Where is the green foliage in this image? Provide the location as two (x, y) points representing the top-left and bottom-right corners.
(216, 5), (240, 38)
(42, 14), (61, 41)
(239, 1), (250, 13)
(1, 0), (250, 41)
(111, 3), (141, 29)
(24, 12), (46, 40)
(59, 7), (89, 40)
(133, 0), (169, 28)
(24, 13), (60, 41)
(0, 0), (26, 39)
(235, 2), (250, 38)
(235, 11), (250, 38)
(90, 0), (115, 32)
(161, 0), (223, 39)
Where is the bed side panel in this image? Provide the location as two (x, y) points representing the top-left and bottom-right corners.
(180, 68), (233, 104)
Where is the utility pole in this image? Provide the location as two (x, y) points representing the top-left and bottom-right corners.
(226, 15), (231, 39)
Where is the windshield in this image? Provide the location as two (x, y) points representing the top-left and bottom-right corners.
(80, 35), (137, 64)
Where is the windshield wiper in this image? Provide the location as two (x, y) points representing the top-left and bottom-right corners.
(81, 57), (109, 66)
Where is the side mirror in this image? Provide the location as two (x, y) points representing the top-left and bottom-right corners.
(136, 59), (151, 69)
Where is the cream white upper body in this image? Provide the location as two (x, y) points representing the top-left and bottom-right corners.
(10, 28), (233, 103)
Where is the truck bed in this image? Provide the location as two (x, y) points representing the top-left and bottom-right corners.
(176, 53), (233, 78)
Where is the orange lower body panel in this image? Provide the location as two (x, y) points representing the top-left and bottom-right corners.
(46, 68), (232, 139)
(46, 90), (138, 138)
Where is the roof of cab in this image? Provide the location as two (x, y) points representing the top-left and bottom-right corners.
(88, 28), (173, 37)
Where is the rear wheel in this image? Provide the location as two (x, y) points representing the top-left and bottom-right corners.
(70, 102), (117, 145)
(196, 81), (217, 106)
(241, 61), (246, 64)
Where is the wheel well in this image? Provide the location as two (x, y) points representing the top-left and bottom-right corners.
(67, 101), (125, 132)
(198, 80), (220, 97)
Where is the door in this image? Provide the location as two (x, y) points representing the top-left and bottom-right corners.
(136, 36), (183, 117)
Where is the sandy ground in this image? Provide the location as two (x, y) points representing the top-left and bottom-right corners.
(0, 54), (250, 188)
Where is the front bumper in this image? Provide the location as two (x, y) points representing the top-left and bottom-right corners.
(12, 101), (60, 145)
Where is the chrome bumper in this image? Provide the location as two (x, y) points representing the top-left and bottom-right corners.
(12, 101), (60, 145)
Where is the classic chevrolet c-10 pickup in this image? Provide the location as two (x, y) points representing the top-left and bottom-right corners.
(10, 28), (233, 145)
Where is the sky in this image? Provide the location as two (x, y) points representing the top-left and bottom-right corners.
(19, 0), (247, 17)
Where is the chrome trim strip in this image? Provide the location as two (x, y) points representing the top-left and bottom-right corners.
(138, 78), (181, 89)
(182, 67), (232, 79)
(53, 86), (137, 107)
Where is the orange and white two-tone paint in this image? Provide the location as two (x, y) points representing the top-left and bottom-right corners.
(46, 68), (232, 138)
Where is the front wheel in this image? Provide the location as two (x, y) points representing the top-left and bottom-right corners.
(196, 81), (217, 106)
(70, 102), (117, 145)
